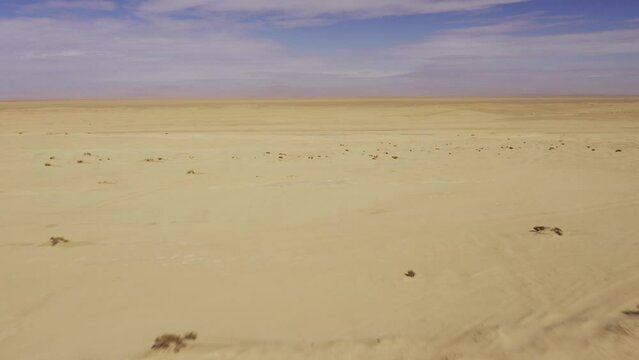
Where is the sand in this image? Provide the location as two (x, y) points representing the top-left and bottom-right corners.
(1, 98), (638, 360)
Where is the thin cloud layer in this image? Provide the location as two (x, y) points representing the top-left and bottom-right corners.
(393, 25), (639, 62)
(25, 0), (116, 11)
(138, 0), (527, 21)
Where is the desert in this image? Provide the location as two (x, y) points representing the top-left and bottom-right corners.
(1, 98), (638, 359)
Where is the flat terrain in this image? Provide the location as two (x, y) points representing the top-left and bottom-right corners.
(1, 98), (638, 360)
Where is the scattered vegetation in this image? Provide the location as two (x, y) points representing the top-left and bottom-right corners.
(405, 270), (416, 278)
(151, 332), (197, 352)
(622, 305), (639, 316)
(50, 237), (69, 246)
(531, 226), (563, 236)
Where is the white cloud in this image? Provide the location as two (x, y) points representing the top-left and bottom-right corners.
(24, 0), (116, 11)
(138, 0), (527, 22)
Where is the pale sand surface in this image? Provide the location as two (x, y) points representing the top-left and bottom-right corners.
(1, 98), (638, 359)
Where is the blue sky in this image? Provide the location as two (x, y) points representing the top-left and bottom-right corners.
(1, 0), (638, 98)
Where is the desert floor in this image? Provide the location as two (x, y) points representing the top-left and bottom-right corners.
(1, 98), (638, 360)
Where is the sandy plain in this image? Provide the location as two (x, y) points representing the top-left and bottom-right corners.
(0, 98), (638, 360)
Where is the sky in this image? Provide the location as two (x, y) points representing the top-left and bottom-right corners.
(1, 0), (639, 98)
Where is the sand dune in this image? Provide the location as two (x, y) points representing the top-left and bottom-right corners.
(1, 98), (638, 359)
